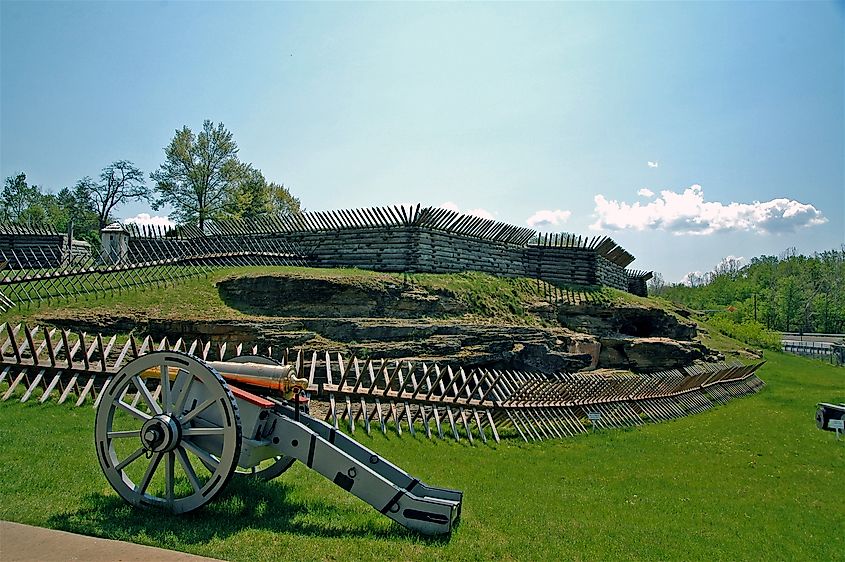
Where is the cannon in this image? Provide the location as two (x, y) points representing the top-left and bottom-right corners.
(94, 351), (462, 535)
(815, 402), (845, 432)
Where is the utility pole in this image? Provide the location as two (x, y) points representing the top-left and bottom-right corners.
(753, 292), (757, 323)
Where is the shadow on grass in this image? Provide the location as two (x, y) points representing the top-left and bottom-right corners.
(48, 477), (453, 546)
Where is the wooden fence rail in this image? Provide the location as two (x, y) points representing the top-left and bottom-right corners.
(0, 323), (766, 443)
(0, 235), (307, 312)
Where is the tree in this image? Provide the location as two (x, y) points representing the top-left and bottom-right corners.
(52, 185), (100, 245)
(225, 163), (271, 220)
(1, 173), (40, 222)
(81, 160), (147, 229)
(151, 120), (240, 231)
(647, 272), (666, 296)
(268, 181), (301, 216)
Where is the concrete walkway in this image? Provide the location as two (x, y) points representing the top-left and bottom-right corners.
(0, 521), (225, 562)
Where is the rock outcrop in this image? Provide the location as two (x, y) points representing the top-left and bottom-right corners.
(38, 272), (712, 374)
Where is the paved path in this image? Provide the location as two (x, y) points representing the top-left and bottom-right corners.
(0, 521), (225, 562)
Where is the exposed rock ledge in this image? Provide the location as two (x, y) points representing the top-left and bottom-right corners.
(37, 272), (714, 374)
(39, 313), (716, 374)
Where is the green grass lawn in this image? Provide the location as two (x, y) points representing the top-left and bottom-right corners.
(1, 351), (842, 561)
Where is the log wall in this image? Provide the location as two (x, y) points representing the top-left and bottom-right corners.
(120, 205), (651, 295)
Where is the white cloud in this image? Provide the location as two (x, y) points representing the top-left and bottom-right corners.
(647, 161), (659, 168)
(637, 188), (655, 198)
(526, 209), (573, 230)
(590, 184), (827, 235)
(466, 208), (495, 220)
(438, 202), (495, 220)
(123, 213), (176, 229)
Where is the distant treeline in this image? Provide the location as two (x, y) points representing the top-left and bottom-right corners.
(650, 248), (845, 334)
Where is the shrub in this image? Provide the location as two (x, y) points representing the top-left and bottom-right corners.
(709, 316), (782, 351)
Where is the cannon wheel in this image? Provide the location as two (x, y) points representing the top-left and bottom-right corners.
(95, 351), (241, 514)
(227, 354), (296, 481)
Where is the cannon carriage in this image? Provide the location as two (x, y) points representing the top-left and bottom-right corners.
(94, 350), (462, 535)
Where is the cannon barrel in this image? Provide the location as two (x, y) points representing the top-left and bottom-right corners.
(142, 360), (308, 398)
(206, 361), (306, 397)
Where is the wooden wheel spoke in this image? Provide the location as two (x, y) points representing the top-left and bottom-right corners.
(117, 399), (152, 422)
(180, 397), (216, 424)
(165, 451), (175, 506)
(107, 430), (140, 439)
(172, 370), (194, 415)
(115, 447), (145, 471)
(161, 364), (172, 412)
(132, 375), (161, 415)
(176, 447), (202, 493)
(182, 439), (220, 471)
(136, 452), (163, 496)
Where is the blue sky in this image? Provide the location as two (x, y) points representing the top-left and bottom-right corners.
(1, 1), (842, 282)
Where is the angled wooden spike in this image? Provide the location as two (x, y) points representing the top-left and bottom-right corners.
(504, 410), (529, 442)
(352, 357), (367, 393)
(39, 372), (63, 403)
(96, 333), (108, 371)
(459, 407), (473, 444)
(432, 405), (445, 439)
(445, 406), (459, 440)
(367, 359), (387, 395)
(1, 323), (22, 357)
(420, 403), (433, 439)
(345, 394), (355, 433)
(404, 401), (415, 436)
(112, 340), (134, 371)
(20, 368), (46, 402)
(307, 351), (318, 388)
(485, 410), (500, 443)
(390, 401), (402, 436)
(58, 374), (79, 405)
(5, 323), (21, 363)
(358, 397), (371, 435)
(43, 329), (57, 367)
(336, 352), (355, 390)
(472, 409), (487, 444)
(3, 370), (26, 401)
(23, 325), (39, 366)
(296, 349), (305, 380)
(324, 351), (338, 429)
(75, 376), (96, 406)
(93, 377), (113, 409)
(366, 360), (386, 433)
(384, 360), (404, 395)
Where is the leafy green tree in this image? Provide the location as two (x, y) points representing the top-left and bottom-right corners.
(150, 120), (241, 232)
(268, 181), (301, 216)
(1, 173), (41, 222)
(225, 164), (271, 220)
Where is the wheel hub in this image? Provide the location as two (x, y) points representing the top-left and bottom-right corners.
(141, 414), (182, 453)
